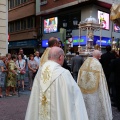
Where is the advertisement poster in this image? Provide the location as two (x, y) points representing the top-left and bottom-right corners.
(114, 24), (120, 33)
(44, 17), (58, 33)
(98, 10), (109, 30)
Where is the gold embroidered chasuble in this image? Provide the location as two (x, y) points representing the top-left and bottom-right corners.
(77, 57), (101, 94)
(40, 48), (51, 67)
(39, 60), (65, 120)
(77, 57), (113, 120)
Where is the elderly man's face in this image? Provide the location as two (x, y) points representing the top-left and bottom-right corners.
(36, 52), (39, 57)
(19, 50), (23, 54)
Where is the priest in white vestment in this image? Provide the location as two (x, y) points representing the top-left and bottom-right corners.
(25, 47), (88, 120)
(40, 37), (59, 67)
(77, 50), (113, 120)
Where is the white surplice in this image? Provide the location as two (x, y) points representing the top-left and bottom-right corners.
(25, 60), (88, 120)
(77, 57), (113, 120)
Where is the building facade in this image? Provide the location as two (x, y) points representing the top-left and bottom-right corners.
(0, 0), (8, 55)
(36, 0), (120, 53)
(8, 0), (38, 55)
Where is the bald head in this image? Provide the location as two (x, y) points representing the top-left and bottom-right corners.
(48, 37), (59, 47)
(48, 47), (64, 66)
(92, 50), (101, 59)
(0, 54), (6, 61)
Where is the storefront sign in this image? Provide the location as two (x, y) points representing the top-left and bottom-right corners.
(93, 36), (111, 46)
(42, 36), (111, 48)
(8, 40), (38, 49)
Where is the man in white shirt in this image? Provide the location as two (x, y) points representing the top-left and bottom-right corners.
(34, 51), (40, 66)
(25, 47), (88, 120)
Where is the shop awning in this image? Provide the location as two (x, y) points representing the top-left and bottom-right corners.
(8, 39), (38, 49)
(110, 3), (120, 26)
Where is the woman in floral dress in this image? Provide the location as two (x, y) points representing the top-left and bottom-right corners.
(6, 55), (17, 96)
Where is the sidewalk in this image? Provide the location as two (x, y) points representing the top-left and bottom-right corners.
(0, 89), (120, 120)
(0, 93), (30, 120)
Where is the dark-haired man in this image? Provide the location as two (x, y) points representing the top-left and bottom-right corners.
(100, 45), (116, 94)
(111, 56), (120, 111)
(19, 48), (27, 59)
(40, 37), (59, 67)
(71, 51), (83, 82)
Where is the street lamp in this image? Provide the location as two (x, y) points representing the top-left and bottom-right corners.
(63, 20), (67, 28)
(73, 17), (78, 26)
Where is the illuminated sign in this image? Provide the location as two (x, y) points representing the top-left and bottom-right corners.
(93, 36), (111, 46)
(71, 36), (86, 45)
(114, 24), (120, 33)
(42, 39), (48, 47)
(98, 10), (109, 30)
(42, 36), (111, 47)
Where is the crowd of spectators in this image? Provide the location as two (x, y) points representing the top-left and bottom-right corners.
(0, 48), (40, 97)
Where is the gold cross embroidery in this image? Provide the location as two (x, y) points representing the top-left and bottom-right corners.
(42, 66), (50, 84)
(41, 94), (47, 106)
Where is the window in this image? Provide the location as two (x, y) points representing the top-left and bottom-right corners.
(27, 18), (31, 28)
(21, 0), (24, 4)
(15, 0), (20, 6)
(8, 0), (10, 10)
(15, 21), (20, 31)
(21, 19), (27, 30)
(23, 19), (27, 30)
(27, 17), (35, 28)
(9, 16), (35, 33)
(10, 0), (14, 9)
(8, 0), (30, 9)
(8, 23), (10, 33)
(10, 22), (14, 33)
(21, 20), (24, 30)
